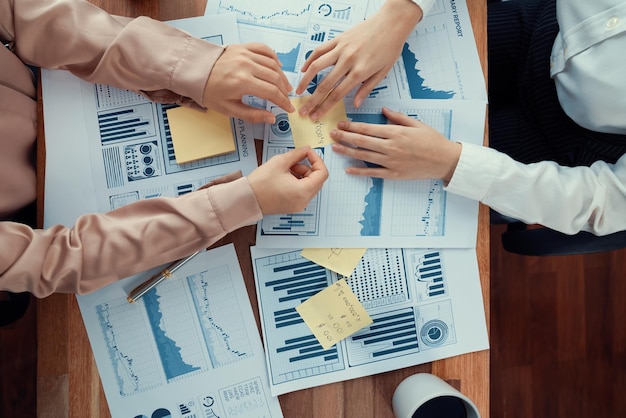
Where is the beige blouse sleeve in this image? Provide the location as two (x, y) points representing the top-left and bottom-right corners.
(3, 0), (223, 107)
(0, 175), (262, 298)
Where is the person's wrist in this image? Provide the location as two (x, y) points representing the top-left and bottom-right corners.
(441, 142), (462, 184)
(383, 0), (424, 24)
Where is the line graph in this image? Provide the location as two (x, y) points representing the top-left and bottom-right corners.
(323, 150), (383, 237)
(211, 0), (313, 32)
(96, 299), (164, 396)
(187, 266), (253, 368)
(95, 266), (254, 396)
(401, 23), (460, 99)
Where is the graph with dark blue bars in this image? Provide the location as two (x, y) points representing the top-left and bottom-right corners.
(260, 147), (322, 236)
(97, 101), (157, 145)
(261, 210), (320, 235)
(254, 250), (345, 385)
(413, 250), (447, 300)
(345, 248), (409, 310)
(346, 307), (420, 366)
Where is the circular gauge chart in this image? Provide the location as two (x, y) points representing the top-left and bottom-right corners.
(419, 319), (449, 347)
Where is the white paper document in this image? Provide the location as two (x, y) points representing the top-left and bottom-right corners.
(41, 15), (276, 417)
(234, 0), (489, 248)
(205, 0), (368, 88)
(251, 246), (489, 396)
(77, 244), (283, 417)
(257, 99), (486, 249)
(205, 0), (370, 139)
(42, 14), (257, 228)
(360, 0), (488, 102)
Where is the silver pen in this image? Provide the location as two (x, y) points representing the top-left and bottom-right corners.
(127, 250), (201, 303)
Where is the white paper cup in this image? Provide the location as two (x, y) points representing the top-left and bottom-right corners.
(392, 373), (481, 418)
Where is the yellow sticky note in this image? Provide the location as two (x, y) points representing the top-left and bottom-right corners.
(296, 278), (373, 349)
(301, 248), (367, 277)
(288, 96), (348, 148)
(166, 106), (235, 164)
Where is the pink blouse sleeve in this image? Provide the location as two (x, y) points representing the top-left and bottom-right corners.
(0, 175), (262, 297)
(7, 0), (223, 107)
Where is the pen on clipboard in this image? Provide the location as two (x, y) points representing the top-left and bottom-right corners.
(127, 250), (201, 303)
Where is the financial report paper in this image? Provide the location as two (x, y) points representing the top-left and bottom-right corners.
(41, 15), (276, 418)
(78, 244), (283, 418)
(251, 246), (489, 396)
(210, 0), (487, 248)
(257, 98), (486, 249)
(42, 14), (257, 228)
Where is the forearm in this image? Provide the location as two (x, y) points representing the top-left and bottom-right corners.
(10, 0), (222, 106)
(446, 143), (626, 235)
(0, 176), (262, 297)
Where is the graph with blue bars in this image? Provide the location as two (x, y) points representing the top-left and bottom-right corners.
(260, 146), (323, 236)
(254, 250), (345, 385)
(97, 101), (157, 145)
(346, 308), (420, 366)
(346, 248), (409, 310)
(412, 250), (448, 300)
(95, 267), (252, 396)
(254, 247), (461, 391)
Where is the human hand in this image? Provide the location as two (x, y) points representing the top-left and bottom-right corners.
(330, 107), (461, 182)
(295, 0), (423, 120)
(203, 43), (295, 124)
(248, 146), (329, 215)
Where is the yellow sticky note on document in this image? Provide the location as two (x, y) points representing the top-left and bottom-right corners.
(167, 106), (235, 164)
(296, 278), (373, 349)
(288, 96), (348, 148)
(301, 248), (367, 277)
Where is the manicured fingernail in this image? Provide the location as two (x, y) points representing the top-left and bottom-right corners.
(311, 112), (319, 121)
(337, 121), (346, 129)
(299, 106), (308, 116)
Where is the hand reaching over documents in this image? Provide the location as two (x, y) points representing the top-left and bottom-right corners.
(296, 0), (424, 120)
(204, 43), (295, 124)
(248, 146), (329, 215)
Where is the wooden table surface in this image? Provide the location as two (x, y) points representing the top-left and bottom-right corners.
(36, 1), (489, 417)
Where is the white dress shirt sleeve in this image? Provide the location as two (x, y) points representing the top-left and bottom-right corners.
(551, 0), (626, 133)
(445, 142), (626, 235)
(407, 0), (437, 16)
